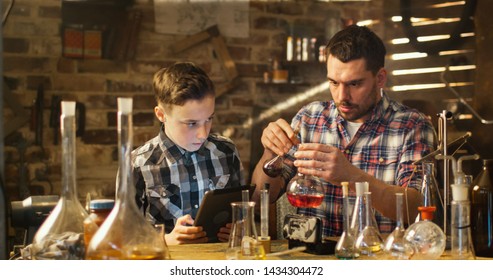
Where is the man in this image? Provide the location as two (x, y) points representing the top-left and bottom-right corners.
(251, 25), (436, 237)
(132, 62), (245, 244)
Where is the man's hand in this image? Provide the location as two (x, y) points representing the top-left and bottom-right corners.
(261, 119), (300, 156)
(293, 143), (362, 185)
(217, 223), (232, 243)
(164, 214), (208, 245)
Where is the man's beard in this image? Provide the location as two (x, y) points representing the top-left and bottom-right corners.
(335, 84), (378, 122)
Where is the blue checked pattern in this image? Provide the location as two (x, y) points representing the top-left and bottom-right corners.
(132, 126), (245, 233)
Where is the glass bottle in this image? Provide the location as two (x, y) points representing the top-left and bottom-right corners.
(470, 159), (493, 257)
(451, 184), (475, 259)
(286, 173), (324, 208)
(335, 182), (357, 259)
(85, 97), (170, 260)
(383, 193), (414, 259)
(404, 206), (446, 259)
(354, 192), (384, 259)
(31, 101), (88, 260)
(225, 201), (265, 260)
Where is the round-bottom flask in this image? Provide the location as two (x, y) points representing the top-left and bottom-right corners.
(404, 206), (445, 260)
(286, 173), (324, 208)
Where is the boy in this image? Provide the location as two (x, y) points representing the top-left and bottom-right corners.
(132, 62), (245, 244)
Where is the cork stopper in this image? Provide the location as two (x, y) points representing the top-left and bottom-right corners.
(257, 236), (271, 253)
(61, 101), (76, 117)
(355, 182), (368, 196)
(451, 184), (469, 201)
(341, 182), (349, 196)
(418, 206), (437, 221)
(118, 97), (133, 114)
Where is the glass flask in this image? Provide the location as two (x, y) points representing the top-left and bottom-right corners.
(335, 182), (357, 259)
(85, 97), (170, 260)
(225, 201), (265, 260)
(451, 184), (475, 259)
(383, 193), (414, 259)
(31, 101), (88, 260)
(262, 125), (300, 177)
(470, 159), (493, 257)
(350, 182), (377, 237)
(354, 192), (384, 259)
(416, 162), (444, 228)
(403, 206), (445, 259)
(286, 173), (324, 208)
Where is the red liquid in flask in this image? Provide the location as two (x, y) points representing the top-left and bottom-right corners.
(287, 193), (324, 208)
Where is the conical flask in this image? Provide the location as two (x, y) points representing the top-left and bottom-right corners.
(470, 159), (493, 257)
(350, 182), (377, 237)
(383, 193), (413, 259)
(335, 182), (357, 259)
(404, 206), (445, 259)
(354, 192), (384, 259)
(85, 97), (170, 260)
(31, 101), (88, 260)
(225, 201), (265, 260)
(416, 161), (444, 229)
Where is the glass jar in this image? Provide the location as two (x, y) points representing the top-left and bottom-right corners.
(31, 101), (88, 260)
(83, 199), (114, 246)
(85, 97), (170, 260)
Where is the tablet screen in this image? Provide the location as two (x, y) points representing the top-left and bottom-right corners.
(193, 185), (255, 243)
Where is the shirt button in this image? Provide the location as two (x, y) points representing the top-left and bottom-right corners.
(345, 150), (350, 154)
(192, 175), (196, 180)
(379, 157), (384, 163)
(194, 204), (199, 209)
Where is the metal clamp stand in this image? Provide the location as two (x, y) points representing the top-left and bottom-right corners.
(438, 110), (452, 245)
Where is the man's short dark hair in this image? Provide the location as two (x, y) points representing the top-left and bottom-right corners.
(325, 25), (386, 74)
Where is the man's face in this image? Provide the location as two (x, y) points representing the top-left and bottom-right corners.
(326, 55), (386, 123)
(156, 95), (215, 152)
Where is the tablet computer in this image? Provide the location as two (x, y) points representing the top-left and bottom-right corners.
(194, 185), (256, 243)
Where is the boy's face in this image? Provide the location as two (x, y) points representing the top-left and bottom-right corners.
(155, 95), (215, 152)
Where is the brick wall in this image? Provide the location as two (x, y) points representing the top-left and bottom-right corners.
(2, 0), (381, 203)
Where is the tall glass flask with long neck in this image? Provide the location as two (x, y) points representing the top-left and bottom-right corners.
(335, 182), (357, 259)
(31, 101), (88, 260)
(417, 162), (444, 228)
(383, 193), (413, 259)
(354, 192), (384, 259)
(85, 97), (170, 260)
(470, 159), (493, 257)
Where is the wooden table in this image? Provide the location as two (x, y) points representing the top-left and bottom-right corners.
(168, 239), (337, 260)
(167, 239), (491, 260)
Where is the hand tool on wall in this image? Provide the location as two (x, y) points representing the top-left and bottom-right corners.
(49, 95), (61, 145)
(30, 84), (44, 146)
